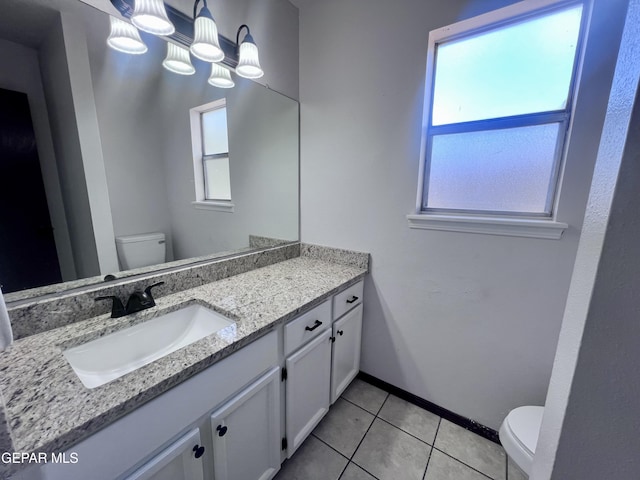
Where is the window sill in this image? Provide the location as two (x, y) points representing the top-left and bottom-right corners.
(406, 213), (568, 239)
(192, 200), (235, 213)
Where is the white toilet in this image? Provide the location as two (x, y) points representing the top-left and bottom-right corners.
(499, 405), (544, 477)
(115, 232), (167, 270)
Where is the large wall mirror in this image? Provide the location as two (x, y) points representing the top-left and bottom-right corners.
(0, 0), (299, 302)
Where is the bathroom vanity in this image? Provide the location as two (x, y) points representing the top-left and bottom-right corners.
(1, 246), (368, 480)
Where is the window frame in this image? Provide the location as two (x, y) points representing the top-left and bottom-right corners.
(189, 98), (234, 213)
(411, 0), (588, 237)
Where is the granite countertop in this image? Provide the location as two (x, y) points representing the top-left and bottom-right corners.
(0, 256), (366, 460)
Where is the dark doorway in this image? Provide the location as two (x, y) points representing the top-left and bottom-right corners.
(0, 88), (62, 293)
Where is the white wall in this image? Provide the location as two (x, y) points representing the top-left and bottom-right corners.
(298, 0), (627, 429)
(0, 38), (76, 281)
(58, 11), (120, 275)
(533, 0), (640, 477)
(39, 15), (102, 279)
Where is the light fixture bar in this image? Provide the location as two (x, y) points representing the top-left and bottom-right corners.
(110, 0), (239, 68)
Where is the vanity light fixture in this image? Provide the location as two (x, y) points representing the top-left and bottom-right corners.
(107, 0), (266, 85)
(107, 16), (148, 54)
(131, 0), (175, 36)
(208, 63), (235, 88)
(235, 25), (263, 79)
(190, 0), (224, 63)
(162, 43), (196, 75)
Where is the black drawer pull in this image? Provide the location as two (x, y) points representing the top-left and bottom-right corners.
(217, 425), (228, 437)
(346, 296), (359, 304)
(305, 320), (322, 331)
(193, 444), (205, 458)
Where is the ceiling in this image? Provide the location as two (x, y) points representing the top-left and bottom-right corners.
(0, 0), (66, 48)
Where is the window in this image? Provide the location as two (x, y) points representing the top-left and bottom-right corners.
(190, 99), (233, 212)
(411, 1), (585, 238)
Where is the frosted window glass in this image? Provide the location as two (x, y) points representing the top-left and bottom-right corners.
(202, 108), (229, 155)
(426, 124), (560, 213)
(432, 5), (582, 126)
(204, 156), (231, 200)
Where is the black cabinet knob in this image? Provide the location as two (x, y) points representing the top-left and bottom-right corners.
(338, 330), (344, 336)
(193, 445), (205, 458)
(217, 425), (228, 437)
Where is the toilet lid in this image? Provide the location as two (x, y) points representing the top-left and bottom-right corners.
(506, 406), (544, 455)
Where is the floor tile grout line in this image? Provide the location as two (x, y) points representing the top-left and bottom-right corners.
(374, 415), (437, 448)
(349, 459), (384, 480)
(340, 395), (381, 418)
(336, 459), (350, 480)
(505, 455), (509, 480)
(310, 433), (351, 462)
(334, 390), (387, 480)
(431, 446), (497, 480)
(340, 397), (386, 417)
(422, 417), (442, 480)
(374, 391), (390, 416)
(422, 447), (434, 480)
(304, 435), (384, 480)
(349, 408), (379, 461)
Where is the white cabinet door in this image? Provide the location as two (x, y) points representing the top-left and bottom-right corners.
(124, 428), (206, 480)
(210, 367), (281, 480)
(285, 329), (332, 457)
(331, 304), (363, 404)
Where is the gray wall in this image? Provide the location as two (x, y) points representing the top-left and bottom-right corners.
(0, 38), (76, 281)
(297, 0), (626, 429)
(161, 76), (299, 259)
(202, 0), (300, 101)
(533, 0), (640, 477)
(82, 5), (175, 262)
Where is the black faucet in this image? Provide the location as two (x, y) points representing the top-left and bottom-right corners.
(96, 282), (165, 318)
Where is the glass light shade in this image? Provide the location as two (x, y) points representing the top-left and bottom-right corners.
(236, 40), (263, 79)
(208, 64), (234, 88)
(162, 43), (195, 75)
(131, 0), (175, 36)
(190, 14), (224, 62)
(107, 17), (147, 54)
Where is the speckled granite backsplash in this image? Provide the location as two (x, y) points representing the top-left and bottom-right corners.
(6, 243), (369, 340)
(301, 243), (369, 270)
(7, 243), (300, 340)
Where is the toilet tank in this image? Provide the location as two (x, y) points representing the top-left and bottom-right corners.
(115, 233), (167, 270)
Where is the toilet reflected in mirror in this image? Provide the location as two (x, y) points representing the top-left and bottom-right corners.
(115, 233), (167, 270)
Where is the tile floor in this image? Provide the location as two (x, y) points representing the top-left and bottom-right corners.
(275, 379), (527, 480)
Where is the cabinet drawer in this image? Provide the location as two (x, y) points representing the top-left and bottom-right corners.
(284, 300), (331, 356)
(332, 280), (364, 320)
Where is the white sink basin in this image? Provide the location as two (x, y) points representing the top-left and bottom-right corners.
(64, 304), (234, 389)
